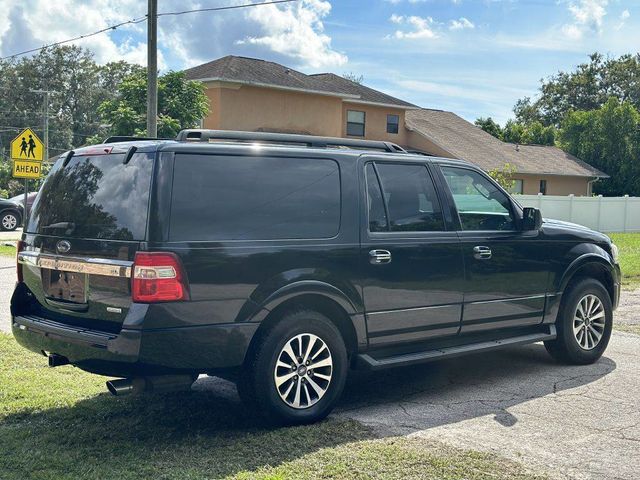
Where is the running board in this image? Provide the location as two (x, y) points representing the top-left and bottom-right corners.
(357, 326), (556, 371)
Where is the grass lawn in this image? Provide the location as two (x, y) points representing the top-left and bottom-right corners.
(608, 233), (640, 290)
(0, 244), (16, 257)
(0, 334), (544, 480)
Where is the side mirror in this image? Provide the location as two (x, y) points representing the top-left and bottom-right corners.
(522, 207), (542, 231)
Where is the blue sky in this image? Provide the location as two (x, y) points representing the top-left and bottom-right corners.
(0, 0), (637, 124)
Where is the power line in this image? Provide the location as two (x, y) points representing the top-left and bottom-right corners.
(0, 0), (300, 62)
(158, 0), (297, 17)
(0, 16), (148, 61)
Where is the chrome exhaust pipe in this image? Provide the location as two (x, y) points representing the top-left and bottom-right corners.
(106, 378), (136, 396)
(48, 353), (70, 367)
(106, 375), (196, 396)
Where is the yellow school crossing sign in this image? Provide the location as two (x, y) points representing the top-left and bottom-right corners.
(10, 128), (44, 178)
(12, 160), (42, 179)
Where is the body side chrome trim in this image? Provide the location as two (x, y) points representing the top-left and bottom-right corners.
(18, 251), (132, 278)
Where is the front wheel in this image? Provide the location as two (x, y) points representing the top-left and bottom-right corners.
(0, 211), (20, 231)
(545, 278), (613, 364)
(238, 310), (348, 425)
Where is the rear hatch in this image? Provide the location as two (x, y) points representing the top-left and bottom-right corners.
(19, 147), (154, 333)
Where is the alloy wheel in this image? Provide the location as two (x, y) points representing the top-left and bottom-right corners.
(573, 294), (606, 350)
(2, 214), (17, 230)
(273, 333), (333, 409)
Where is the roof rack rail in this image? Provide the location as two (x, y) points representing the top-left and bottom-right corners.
(103, 135), (160, 144)
(175, 129), (407, 153)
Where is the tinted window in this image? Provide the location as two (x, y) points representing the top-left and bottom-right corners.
(539, 179), (547, 195)
(511, 179), (523, 194)
(347, 110), (365, 137)
(386, 114), (399, 134)
(28, 153), (152, 240)
(441, 166), (515, 231)
(365, 163), (388, 232)
(374, 163), (445, 232)
(170, 155), (341, 241)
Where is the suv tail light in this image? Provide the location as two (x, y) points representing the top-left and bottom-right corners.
(16, 240), (24, 283)
(131, 252), (190, 303)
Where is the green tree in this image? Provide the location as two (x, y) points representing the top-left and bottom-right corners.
(502, 120), (526, 144)
(488, 163), (517, 192)
(474, 117), (503, 139)
(98, 70), (209, 138)
(559, 97), (640, 196)
(342, 72), (364, 84)
(0, 46), (138, 160)
(514, 53), (640, 127)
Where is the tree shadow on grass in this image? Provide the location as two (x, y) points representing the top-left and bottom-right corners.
(0, 377), (372, 480)
(0, 343), (617, 479)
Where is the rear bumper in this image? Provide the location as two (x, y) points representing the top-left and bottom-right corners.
(12, 314), (258, 377)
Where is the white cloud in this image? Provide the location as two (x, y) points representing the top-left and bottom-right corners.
(383, 0), (428, 4)
(238, 0), (346, 68)
(616, 9), (630, 30)
(449, 17), (474, 30)
(388, 15), (438, 40)
(0, 0), (345, 71)
(562, 0), (608, 40)
(0, 0), (155, 65)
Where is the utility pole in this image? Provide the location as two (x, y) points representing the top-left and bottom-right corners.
(28, 88), (53, 227)
(147, 0), (158, 137)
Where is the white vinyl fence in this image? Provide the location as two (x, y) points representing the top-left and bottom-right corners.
(517, 194), (640, 233)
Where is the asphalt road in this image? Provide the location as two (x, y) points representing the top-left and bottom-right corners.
(1, 259), (638, 479)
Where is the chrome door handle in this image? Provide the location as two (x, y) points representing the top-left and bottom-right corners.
(473, 246), (492, 260)
(369, 249), (392, 265)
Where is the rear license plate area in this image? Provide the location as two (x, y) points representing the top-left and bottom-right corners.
(42, 268), (88, 303)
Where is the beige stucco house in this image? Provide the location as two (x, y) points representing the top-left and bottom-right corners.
(184, 56), (607, 196)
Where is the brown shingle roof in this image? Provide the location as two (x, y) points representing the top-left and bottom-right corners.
(184, 56), (417, 108)
(406, 109), (607, 178)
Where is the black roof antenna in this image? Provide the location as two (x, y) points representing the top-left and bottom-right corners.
(62, 150), (75, 167)
(123, 145), (138, 165)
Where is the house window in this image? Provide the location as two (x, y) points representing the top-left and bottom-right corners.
(347, 110), (365, 137)
(539, 180), (547, 195)
(510, 179), (523, 194)
(387, 114), (399, 134)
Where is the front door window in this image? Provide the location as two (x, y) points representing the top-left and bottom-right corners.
(441, 167), (515, 231)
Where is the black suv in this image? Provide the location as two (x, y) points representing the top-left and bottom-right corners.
(11, 130), (621, 424)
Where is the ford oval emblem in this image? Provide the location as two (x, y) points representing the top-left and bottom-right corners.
(56, 240), (71, 254)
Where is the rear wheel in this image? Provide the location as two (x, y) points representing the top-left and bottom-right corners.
(237, 310), (348, 425)
(0, 211), (20, 231)
(544, 278), (612, 364)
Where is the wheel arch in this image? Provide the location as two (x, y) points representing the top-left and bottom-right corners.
(559, 254), (616, 305)
(244, 286), (365, 367)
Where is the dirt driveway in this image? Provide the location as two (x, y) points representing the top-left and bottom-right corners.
(1, 261), (638, 479)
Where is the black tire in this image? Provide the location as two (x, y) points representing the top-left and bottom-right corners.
(237, 309), (348, 425)
(544, 278), (613, 365)
(0, 210), (20, 231)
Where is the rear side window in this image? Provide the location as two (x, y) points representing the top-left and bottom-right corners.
(365, 163), (388, 232)
(28, 152), (153, 241)
(366, 163), (445, 232)
(169, 154), (341, 241)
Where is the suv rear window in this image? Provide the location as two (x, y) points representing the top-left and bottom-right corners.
(27, 152), (153, 241)
(169, 154), (341, 241)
